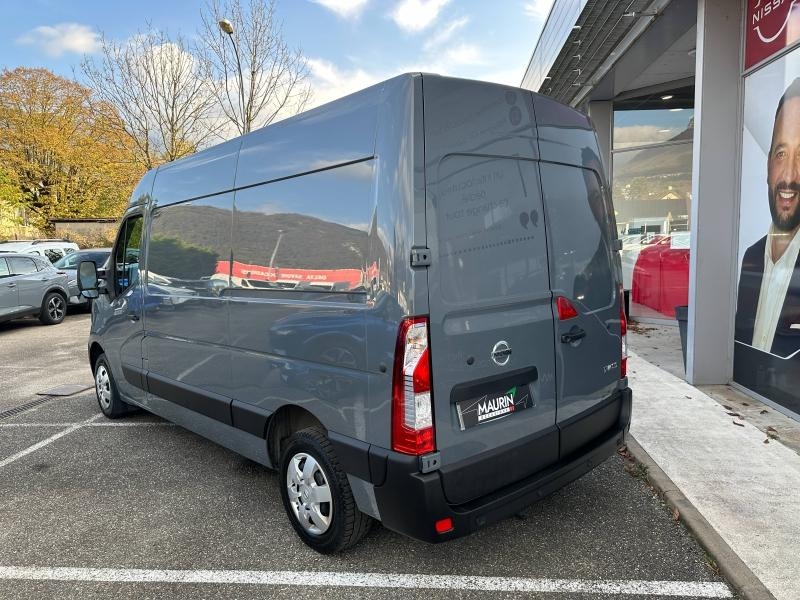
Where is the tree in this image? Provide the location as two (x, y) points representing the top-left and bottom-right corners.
(148, 236), (219, 280)
(82, 28), (219, 169)
(0, 169), (22, 208)
(197, 0), (312, 136)
(0, 169), (24, 237)
(0, 68), (141, 227)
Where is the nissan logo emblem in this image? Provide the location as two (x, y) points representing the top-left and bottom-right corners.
(491, 341), (512, 366)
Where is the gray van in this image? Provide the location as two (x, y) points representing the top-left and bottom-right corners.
(79, 74), (631, 553)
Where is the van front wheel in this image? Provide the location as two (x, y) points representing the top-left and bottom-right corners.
(279, 428), (372, 553)
(93, 354), (131, 419)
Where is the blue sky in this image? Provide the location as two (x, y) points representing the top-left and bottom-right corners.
(1, 0), (554, 108)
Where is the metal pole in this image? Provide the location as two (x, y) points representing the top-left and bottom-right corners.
(224, 33), (249, 134)
(269, 231), (284, 269)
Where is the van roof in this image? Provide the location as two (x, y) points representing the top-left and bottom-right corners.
(131, 73), (597, 209)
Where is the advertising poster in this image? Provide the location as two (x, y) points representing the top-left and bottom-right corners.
(745, 0), (800, 70)
(735, 46), (800, 415)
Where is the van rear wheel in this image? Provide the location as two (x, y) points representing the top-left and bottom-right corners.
(279, 427), (372, 553)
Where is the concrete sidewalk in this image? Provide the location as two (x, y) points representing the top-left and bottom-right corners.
(628, 352), (800, 600)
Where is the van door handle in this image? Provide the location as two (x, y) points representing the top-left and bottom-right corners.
(129, 313), (140, 322)
(7, 283), (16, 288)
(561, 327), (586, 344)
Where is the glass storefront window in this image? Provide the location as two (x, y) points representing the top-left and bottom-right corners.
(613, 108), (695, 149)
(613, 105), (693, 320)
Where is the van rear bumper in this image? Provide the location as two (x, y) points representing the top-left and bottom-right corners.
(370, 386), (631, 543)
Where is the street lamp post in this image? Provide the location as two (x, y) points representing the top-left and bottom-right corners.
(269, 230), (284, 269)
(218, 18), (249, 134)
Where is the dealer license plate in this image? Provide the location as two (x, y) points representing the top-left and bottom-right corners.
(455, 385), (533, 430)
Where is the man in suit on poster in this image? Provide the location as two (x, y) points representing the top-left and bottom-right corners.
(735, 79), (800, 358)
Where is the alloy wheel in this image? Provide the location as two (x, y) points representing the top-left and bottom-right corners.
(95, 365), (112, 410)
(286, 452), (333, 535)
(48, 295), (65, 321)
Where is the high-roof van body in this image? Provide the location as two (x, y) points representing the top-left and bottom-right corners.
(81, 74), (631, 552)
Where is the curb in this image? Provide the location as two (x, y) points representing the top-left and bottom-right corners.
(625, 436), (777, 600)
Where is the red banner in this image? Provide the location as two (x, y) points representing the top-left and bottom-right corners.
(745, 0), (800, 70)
(215, 260), (368, 289)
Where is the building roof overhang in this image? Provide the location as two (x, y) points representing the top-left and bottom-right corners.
(523, 0), (697, 107)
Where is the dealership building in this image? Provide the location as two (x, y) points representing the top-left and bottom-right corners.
(522, 0), (800, 418)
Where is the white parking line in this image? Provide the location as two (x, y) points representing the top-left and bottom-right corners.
(0, 422), (174, 428)
(0, 566), (732, 597)
(0, 414), (102, 469)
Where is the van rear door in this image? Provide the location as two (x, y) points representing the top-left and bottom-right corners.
(539, 162), (624, 458)
(425, 154), (558, 506)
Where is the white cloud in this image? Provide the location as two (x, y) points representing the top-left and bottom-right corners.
(441, 43), (485, 67)
(309, 0), (370, 19)
(477, 62), (531, 87)
(423, 16), (469, 51)
(307, 17), (530, 108)
(17, 23), (100, 57)
(396, 42), (487, 78)
(391, 0), (451, 33)
(306, 58), (385, 108)
(522, 0), (553, 21)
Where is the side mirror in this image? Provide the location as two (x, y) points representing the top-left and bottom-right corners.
(78, 261), (100, 299)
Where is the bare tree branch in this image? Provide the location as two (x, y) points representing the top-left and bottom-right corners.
(82, 28), (220, 169)
(196, 0), (312, 137)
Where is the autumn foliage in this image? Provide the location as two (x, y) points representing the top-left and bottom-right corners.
(0, 67), (144, 229)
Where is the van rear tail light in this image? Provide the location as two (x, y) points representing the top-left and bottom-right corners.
(620, 286), (628, 378)
(392, 316), (435, 455)
(556, 296), (579, 320)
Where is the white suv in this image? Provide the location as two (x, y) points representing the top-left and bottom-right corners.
(0, 239), (79, 264)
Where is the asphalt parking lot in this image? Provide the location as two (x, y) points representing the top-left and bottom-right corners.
(0, 314), (736, 599)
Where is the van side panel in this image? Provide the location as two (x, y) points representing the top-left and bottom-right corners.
(234, 83), (382, 189)
(127, 169), (157, 208)
(151, 138), (242, 206)
(362, 74), (426, 449)
(226, 162), (376, 442)
(141, 192), (235, 421)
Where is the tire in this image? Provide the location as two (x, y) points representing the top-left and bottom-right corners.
(93, 354), (131, 419)
(39, 291), (66, 325)
(279, 427), (372, 553)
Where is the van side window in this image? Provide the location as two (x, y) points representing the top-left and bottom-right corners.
(231, 161), (373, 293)
(114, 216), (143, 294)
(147, 194), (232, 296)
(0, 258), (9, 278)
(540, 163), (615, 312)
